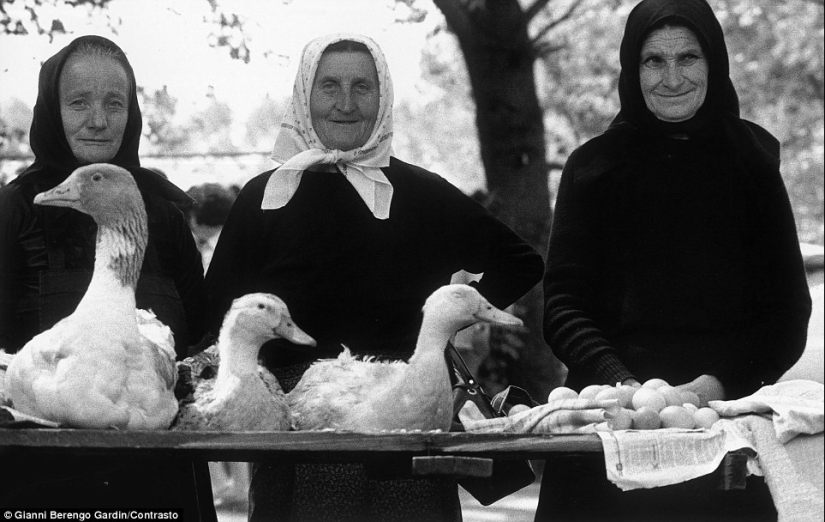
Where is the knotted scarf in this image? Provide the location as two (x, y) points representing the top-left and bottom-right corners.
(263, 33), (395, 219)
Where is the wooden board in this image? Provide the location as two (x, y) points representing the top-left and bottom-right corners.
(0, 429), (601, 462)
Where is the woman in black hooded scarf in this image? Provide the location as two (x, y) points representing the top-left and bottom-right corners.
(537, 0), (811, 520)
(0, 36), (215, 519)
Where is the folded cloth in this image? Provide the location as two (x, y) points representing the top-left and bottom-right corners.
(458, 398), (619, 434)
(709, 380), (824, 443)
(736, 414), (824, 522)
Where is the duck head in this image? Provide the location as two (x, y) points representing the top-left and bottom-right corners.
(423, 284), (523, 332)
(34, 163), (144, 229)
(225, 293), (316, 348)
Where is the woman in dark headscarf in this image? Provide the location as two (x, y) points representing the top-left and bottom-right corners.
(0, 35), (207, 356)
(537, 0), (811, 520)
(0, 35), (215, 518)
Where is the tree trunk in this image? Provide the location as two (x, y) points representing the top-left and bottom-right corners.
(433, 0), (566, 402)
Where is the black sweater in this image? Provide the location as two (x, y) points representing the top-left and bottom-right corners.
(206, 157), (544, 367)
(543, 125), (811, 399)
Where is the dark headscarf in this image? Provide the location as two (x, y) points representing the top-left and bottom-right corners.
(610, 0), (778, 163)
(13, 35), (190, 205)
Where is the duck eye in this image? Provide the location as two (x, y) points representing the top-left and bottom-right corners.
(91, 173), (103, 182)
(257, 303), (266, 310)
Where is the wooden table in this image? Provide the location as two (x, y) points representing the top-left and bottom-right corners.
(0, 429), (747, 489)
(0, 429), (593, 469)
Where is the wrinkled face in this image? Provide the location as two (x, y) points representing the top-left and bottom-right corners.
(639, 26), (708, 122)
(310, 50), (380, 151)
(59, 54), (130, 164)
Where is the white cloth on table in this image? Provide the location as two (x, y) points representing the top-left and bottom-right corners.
(735, 414), (824, 522)
(709, 379), (824, 444)
(458, 397), (617, 434)
(709, 379), (824, 522)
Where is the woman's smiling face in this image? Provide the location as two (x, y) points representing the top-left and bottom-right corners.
(639, 25), (708, 122)
(310, 49), (380, 151)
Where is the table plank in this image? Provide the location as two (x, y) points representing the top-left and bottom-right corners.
(0, 429), (602, 461)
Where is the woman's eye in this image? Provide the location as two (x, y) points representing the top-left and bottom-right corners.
(642, 56), (665, 68)
(320, 82), (337, 93)
(678, 54), (700, 66)
(107, 99), (126, 110)
(354, 83), (371, 94)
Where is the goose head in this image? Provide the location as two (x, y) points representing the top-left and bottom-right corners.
(34, 163), (145, 229)
(423, 284), (523, 333)
(221, 293), (316, 352)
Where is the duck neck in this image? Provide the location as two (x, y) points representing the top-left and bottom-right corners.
(402, 321), (454, 393)
(74, 221), (145, 317)
(216, 325), (262, 385)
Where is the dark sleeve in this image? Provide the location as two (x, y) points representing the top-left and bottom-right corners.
(711, 165), (812, 398)
(437, 176), (544, 310)
(0, 185), (24, 350)
(204, 179), (265, 335)
(147, 194), (208, 350)
(170, 203), (209, 347)
(542, 149), (635, 386)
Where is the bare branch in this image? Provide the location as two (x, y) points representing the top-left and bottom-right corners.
(523, 0), (553, 22)
(529, 0), (586, 47)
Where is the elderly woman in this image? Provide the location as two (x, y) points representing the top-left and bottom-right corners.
(0, 36), (214, 518)
(206, 33), (543, 521)
(0, 36), (207, 356)
(537, 0), (812, 520)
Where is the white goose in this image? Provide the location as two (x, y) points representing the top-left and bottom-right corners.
(287, 284), (523, 432)
(5, 164), (178, 429)
(173, 293), (315, 431)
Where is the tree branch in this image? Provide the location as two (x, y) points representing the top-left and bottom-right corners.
(523, 0), (553, 22)
(529, 0), (586, 47)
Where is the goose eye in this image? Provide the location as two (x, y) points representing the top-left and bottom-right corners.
(257, 303), (266, 310)
(91, 173), (103, 182)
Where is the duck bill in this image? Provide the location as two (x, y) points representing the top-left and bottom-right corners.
(474, 305), (523, 327)
(275, 318), (316, 347)
(33, 178), (81, 209)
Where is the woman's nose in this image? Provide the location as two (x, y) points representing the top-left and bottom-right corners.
(88, 105), (108, 128)
(337, 87), (355, 112)
(661, 63), (684, 89)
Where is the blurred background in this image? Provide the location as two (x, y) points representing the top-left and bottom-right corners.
(2, 1), (821, 516)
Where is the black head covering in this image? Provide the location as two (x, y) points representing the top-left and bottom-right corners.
(609, 0), (779, 165)
(13, 35), (190, 205)
(612, 0), (739, 133)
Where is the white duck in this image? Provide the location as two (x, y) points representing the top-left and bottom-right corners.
(287, 284), (523, 432)
(5, 164), (178, 429)
(173, 293), (316, 431)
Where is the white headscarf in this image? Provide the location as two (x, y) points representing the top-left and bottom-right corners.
(262, 33), (395, 219)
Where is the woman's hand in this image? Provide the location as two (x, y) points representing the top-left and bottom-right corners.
(675, 375), (726, 406)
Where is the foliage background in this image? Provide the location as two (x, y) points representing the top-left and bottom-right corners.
(2, 0), (821, 244)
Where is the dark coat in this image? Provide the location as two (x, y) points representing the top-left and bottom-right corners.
(542, 0), (811, 399)
(206, 156), (544, 368)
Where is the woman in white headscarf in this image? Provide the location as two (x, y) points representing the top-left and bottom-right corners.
(206, 33), (543, 521)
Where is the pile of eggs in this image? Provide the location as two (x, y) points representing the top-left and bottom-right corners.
(548, 378), (721, 430)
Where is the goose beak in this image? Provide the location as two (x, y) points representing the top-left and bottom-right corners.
(275, 317), (316, 347)
(473, 303), (523, 327)
(34, 178), (81, 209)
